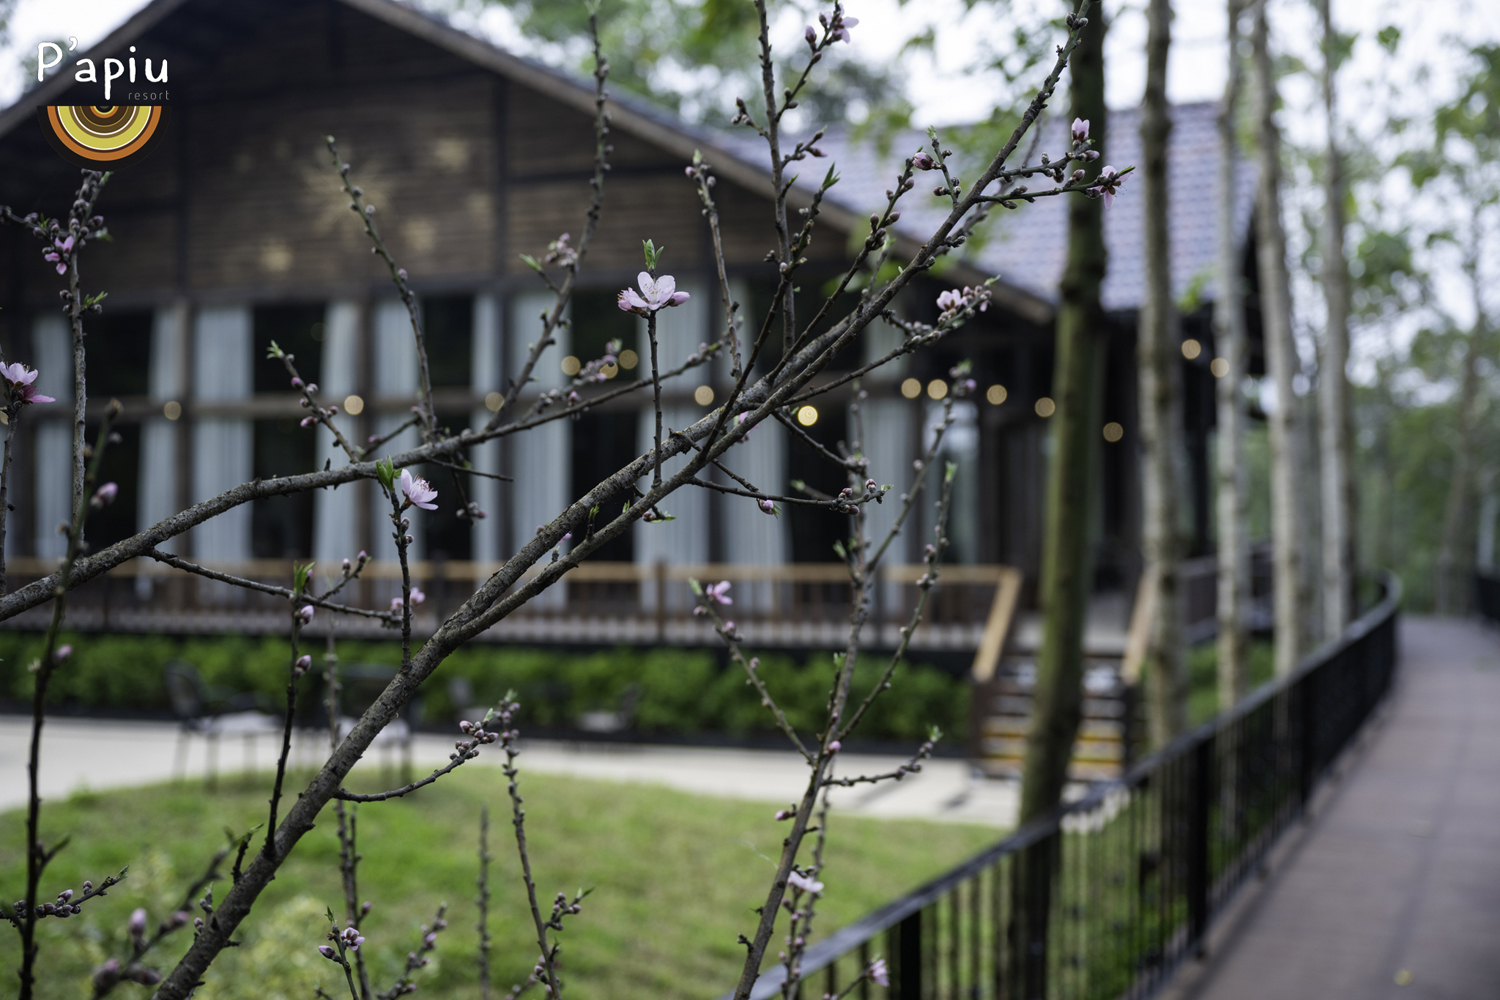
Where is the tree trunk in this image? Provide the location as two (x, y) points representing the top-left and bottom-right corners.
(1138, 0), (1187, 746)
(1435, 252), (1487, 615)
(1250, 0), (1307, 676)
(1317, 0), (1355, 638)
(1019, 4), (1107, 824)
(1214, 0), (1250, 712)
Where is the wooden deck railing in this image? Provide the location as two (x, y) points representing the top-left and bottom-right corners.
(0, 558), (1019, 650)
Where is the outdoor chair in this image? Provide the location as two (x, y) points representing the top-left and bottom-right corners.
(163, 659), (281, 787)
(325, 664), (424, 784)
(576, 684), (641, 734)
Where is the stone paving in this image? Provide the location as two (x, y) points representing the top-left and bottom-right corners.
(1171, 616), (1500, 1000)
(0, 714), (1018, 827)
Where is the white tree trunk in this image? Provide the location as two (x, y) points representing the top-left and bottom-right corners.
(1214, 0), (1250, 711)
(1317, 0), (1355, 639)
(1140, 0), (1187, 745)
(1251, 0), (1307, 676)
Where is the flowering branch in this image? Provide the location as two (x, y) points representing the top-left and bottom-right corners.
(334, 705), (509, 803)
(269, 341), (361, 462)
(477, 807), (493, 1000)
(487, 13), (612, 434)
(375, 905), (446, 1000)
(11, 400), (120, 999)
(685, 154), (743, 376)
(693, 580), (810, 761)
(325, 139), (437, 444)
(263, 575), (316, 861)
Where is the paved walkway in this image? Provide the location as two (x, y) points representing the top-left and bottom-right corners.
(0, 716), (1017, 827)
(1175, 616), (1500, 1000)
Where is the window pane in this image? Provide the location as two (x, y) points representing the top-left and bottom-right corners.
(89, 310), (152, 398)
(420, 463), (472, 561)
(788, 404), (848, 563)
(84, 421), (140, 550)
(252, 417), (314, 558)
(422, 295), (473, 388)
(571, 409), (635, 562)
(253, 305), (324, 394)
(572, 289), (636, 364)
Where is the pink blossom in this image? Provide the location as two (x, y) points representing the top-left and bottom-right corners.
(1094, 166), (1126, 210)
(818, 9), (858, 42)
(1, 362), (56, 404)
(55, 644), (73, 662)
(869, 958), (890, 987)
(399, 468), (438, 510)
(936, 289), (963, 313)
(409, 586), (426, 606)
(828, 740), (841, 753)
(787, 871), (824, 894)
(706, 580), (732, 606)
(617, 272), (691, 315)
(758, 498), (776, 515)
(1071, 117), (1090, 143)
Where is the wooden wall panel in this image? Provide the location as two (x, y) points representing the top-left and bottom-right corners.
(508, 89), (677, 175)
(185, 75), (497, 292)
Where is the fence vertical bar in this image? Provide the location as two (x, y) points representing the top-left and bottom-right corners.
(1187, 733), (1213, 955)
(896, 910), (922, 1000)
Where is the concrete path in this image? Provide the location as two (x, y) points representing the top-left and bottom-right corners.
(0, 716), (1017, 827)
(1174, 616), (1500, 1000)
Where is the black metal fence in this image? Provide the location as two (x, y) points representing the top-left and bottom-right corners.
(1475, 571), (1500, 625)
(727, 574), (1401, 1000)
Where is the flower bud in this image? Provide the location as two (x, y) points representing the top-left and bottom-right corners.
(297, 605), (315, 626)
(318, 945), (338, 961)
(129, 907), (147, 937)
(90, 482), (119, 509)
(55, 644), (73, 662)
(294, 655), (312, 676)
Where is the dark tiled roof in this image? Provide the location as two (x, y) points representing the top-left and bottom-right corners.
(726, 103), (1258, 313)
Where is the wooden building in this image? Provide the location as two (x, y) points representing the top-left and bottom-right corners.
(0, 0), (1257, 641)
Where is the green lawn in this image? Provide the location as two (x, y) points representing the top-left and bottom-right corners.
(0, 769), (999, 1000)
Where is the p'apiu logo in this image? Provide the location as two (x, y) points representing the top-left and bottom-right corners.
(37, 104), (169, 169)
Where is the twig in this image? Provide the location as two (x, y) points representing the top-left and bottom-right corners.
(485, 14), (612, 434)
(478, 807), (493, 1000)
(143, 549), (391, 623)
(16, 399), (120, 999)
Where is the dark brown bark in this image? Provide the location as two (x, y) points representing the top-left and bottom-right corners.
(1019, 2), (1107, 824)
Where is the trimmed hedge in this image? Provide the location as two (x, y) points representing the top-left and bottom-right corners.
(0, 633), (966, 744)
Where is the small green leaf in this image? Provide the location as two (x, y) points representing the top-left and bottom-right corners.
(642, 239), (663, 271)
(375, 457), (397, 492)
(519, 253), (543, 273)
(265, 340), (285, 360)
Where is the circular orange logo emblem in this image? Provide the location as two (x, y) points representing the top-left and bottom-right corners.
(37, 105), (169, 168)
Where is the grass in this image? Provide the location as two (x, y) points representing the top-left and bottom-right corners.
(0, 768), (999, 1000)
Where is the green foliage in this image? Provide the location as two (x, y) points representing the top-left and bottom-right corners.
(0, 633), (967, 744)
(462, 0), (903, 128)
(0, 773), (997, 1000)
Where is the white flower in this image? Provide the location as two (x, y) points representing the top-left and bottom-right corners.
(787, 871), (824, 894)
(399, 469), (438, 510)
(617, 272), (691, 315)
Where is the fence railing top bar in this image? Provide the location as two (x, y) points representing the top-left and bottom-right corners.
(1105, 571), (1403, 791)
